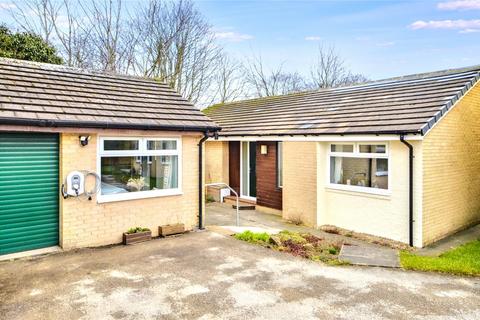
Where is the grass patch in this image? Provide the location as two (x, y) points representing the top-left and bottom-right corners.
(400, 240), (480, 276)
(234, 230), (346, 265)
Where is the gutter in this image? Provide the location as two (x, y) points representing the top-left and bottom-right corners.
(400, 135), (414, 247)
(198, 130), (219, 229)
(0, 117), (221, 133)
(215, 130), (423, 138)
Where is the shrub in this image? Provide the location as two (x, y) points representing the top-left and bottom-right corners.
(278, 230), (307, 244)
(328, 248), (338, 255)
(234, 230), (270, 243)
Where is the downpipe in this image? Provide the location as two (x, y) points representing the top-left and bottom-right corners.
(198, 130), (219, 230)
(400, 135), (414, 247)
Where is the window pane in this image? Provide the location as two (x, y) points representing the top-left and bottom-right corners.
(331, 144), (354, 153)
(147, 140), (177, 150)
(359, 144), (386, 154)
(101, 156), (178, 195)
(277, 142), (283, 188)
(241, 142), (249, 196)
(330, 156), (388, 189)
(104, 140), (139, 151)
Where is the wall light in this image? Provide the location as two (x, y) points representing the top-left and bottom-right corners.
(260, 144), (268, 155)
(79, 135), (91, 146)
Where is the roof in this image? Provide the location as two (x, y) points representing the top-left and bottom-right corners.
(0, 58), (219, 132)
(204, 65), (480, 137)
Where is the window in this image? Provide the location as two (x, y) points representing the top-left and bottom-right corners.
(277, 142), (283, 188)
(98, 137), (181, 202)
(331, 144), (354, 153)
(329, 143), (389, 194)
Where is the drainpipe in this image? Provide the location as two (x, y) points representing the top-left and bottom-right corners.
(198, 131), (219, 230)
(400, 135), (414, 247)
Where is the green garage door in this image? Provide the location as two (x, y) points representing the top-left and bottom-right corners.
(0, 133), (59, 255)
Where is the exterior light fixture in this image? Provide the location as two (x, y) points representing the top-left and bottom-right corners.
(79, 135), (91, 146)
(260, 144), (268, 155)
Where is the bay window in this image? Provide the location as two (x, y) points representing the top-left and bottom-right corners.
(98, 137), (181, 202)
(328, 143), (389, 194)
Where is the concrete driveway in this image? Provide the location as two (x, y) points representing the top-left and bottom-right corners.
(1, 231), (479, 320)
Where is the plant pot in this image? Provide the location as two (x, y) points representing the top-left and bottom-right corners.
(123, 231), (152, 245)
(159, 223), (185, 237)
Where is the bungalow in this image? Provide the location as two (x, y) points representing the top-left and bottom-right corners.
(204, 65), (480, 247)
(0, 58), (219, 256)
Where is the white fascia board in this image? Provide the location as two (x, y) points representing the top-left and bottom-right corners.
(214, 134), (423, 142)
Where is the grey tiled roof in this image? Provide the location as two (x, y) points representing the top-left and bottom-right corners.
(0, 58), (219, 132)
(204, 65), (480, 136)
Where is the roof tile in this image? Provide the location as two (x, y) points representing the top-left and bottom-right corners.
(205, 66), (480, 136)
(0, 58), (219, 131)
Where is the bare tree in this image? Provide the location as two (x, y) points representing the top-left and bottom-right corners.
(80, 0), (136, 73)
(209, 54), (245, 104)
(10, 0), (94, 68)
(133, 0), (222, 104)
(311, 44), (368, 88)
(9, 0), (57, 44)
(244, 54), (309, 97)
(51, 1), (94, 68)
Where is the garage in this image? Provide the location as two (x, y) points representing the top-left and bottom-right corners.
(0, 133), (59, 255)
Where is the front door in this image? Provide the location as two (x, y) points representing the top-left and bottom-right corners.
(241, 141), (256, 199)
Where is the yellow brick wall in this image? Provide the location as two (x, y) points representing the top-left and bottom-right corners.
(422, 82), (480, 245)
(59, 132), (201, 249)
(205, 141), (229, 184)
(282, 141), (318, 226)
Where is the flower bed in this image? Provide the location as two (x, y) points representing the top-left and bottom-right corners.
(234, 230), (348, 265)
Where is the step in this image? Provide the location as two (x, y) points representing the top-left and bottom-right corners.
(232, 204), (256, 210)
(224, 196), (256, 210)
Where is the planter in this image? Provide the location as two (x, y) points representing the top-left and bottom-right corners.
(159, 223), (185, 237)
(123, 231), (152, 245)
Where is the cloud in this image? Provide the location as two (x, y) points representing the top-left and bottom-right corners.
(0, 2), (16, 10)
(437, 0), (480, 10)
(214, 31), (253, 42)
(410, 19), (480, 32)
(305, 36), (322, 41)
(376, 41), (395, 47)
(459, 28), (480, 33)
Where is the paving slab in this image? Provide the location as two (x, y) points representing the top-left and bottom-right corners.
(339, 244), (400, 268)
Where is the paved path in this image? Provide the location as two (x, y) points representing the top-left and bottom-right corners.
(1, 231), (479, 319)
(207, 202), (400, 268)
(207, 203), (362, 244)
(418, 224), (480, 256)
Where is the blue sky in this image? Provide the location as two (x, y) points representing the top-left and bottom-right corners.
(193, 0), (480, 80)
(1, 0), (479, 81)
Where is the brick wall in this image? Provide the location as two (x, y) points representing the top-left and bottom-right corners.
(282, 141), (318, 226)
(256, 141), (282, 210)
(205, 141), (229, 184)
(60, 132), (201, 249)
(422, 82), (480, 245)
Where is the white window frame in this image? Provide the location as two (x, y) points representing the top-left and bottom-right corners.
(327, 142), (390, 196)
(97, 136), (182, 203)
(277, 142), (283, 188)
(239, 141), (256, 201)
